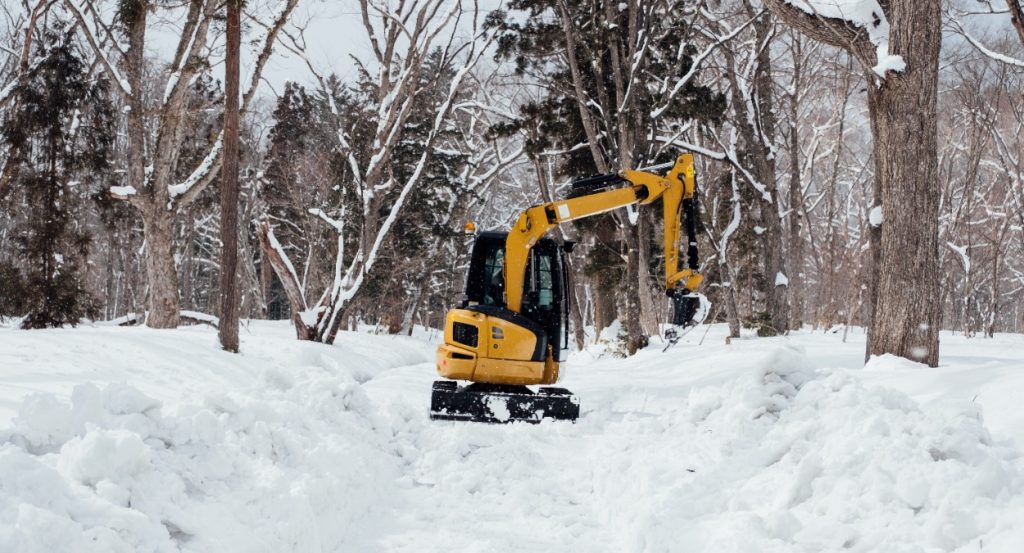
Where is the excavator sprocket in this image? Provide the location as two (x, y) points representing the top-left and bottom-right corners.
(429, 381), (580, 424)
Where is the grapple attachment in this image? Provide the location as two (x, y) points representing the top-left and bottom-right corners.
(664, 291), (711, 351)
(429, 380), (579, 424)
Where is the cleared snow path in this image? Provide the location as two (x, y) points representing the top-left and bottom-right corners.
(341, 385), (625, 552)
(2, 322), (1024, 552)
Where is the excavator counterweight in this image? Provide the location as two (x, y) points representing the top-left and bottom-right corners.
(429, 154), (705, 424)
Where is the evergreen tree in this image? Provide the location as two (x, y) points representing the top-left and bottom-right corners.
(1, 30), (114, 328)
(261, 82), (316, 318)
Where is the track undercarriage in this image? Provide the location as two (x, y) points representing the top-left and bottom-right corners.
(429, 380), (580, 424)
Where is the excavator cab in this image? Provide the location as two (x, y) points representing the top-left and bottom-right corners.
(466, 232), (570, 357)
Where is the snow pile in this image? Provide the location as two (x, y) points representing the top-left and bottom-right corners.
(590, 345), (1024, 552)
(785, 0), (905, 77)
(0, 352), (408, 552)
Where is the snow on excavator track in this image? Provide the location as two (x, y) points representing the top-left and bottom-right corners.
(429, 380), (579, 424)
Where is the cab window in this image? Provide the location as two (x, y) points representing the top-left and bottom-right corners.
(523, 249), (555, 311)
(482, 247), (505, 307)
(535, 254), (554, 308)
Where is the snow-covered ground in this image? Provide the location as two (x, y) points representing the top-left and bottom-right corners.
(1, 321), (1023, 552)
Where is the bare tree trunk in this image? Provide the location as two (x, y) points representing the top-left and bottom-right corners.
(181, 218), (194, 311)
(557, 0), (609, 174)
(260, 244), (272, 317)
(756, 202), (789, 335)
(218, 0), (241, 352)
(121, 1), (184, 329)
(864, 2), (942, 366)
(621, 223), (648, 354)
(636, 211), (660, 336)
(566, 256), (587, 350)
(753, 13), (789, 336)
(141, 207), (180, 328)
(1007, 0), (1024, 48)
(723, 9), (789, 335)
(787, 35), (805, 331)
(401, 286), (423, 335)
(865, 184), (881, 345)
(722, 264), (741, 338)
(594, 287), (611, 341)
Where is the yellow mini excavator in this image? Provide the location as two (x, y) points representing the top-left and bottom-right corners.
(430, 153), (705, 423)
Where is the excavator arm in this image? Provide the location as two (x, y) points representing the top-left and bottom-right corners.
(504, 153), (704, 316)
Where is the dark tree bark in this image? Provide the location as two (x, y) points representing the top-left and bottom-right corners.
(863, 4), (942, 365)
(218, 0), (241, 352)
(119, 1), (185, 329)
(141, 206), (180, 326)
(764, 0), (942, 366)
(621, 223), (648, 354)
(723, 268), (742, 338)
(751, 12), (790, 337)
(787, 34), (805, 331)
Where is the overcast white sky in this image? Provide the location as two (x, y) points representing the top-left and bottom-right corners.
(147, 0), (503, 101)
(259, 0), (371, 92)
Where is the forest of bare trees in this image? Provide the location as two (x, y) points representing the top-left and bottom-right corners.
(1, 0), (1023, 365)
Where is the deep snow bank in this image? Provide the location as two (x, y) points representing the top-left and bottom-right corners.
(0, 323), (432, 553)
(590, 345), (1024, 552)
(356, 341), (1024, 553)
(1, 378), (393, 552)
